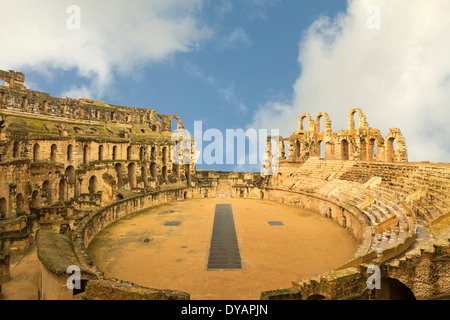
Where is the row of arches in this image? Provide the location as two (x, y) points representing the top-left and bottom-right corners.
(27, 142), (172, 164)
(290, 137), (395, 161)
(298, 109), (369, 133)
(4, 93), (181, 131)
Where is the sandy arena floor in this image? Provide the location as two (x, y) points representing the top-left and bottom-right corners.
(88, 198), (359, 300)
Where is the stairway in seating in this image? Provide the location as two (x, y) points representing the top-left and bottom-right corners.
(217, 179), (231, 198)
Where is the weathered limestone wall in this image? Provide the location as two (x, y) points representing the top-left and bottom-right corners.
(85, 279), (190, 300)
(273, 108), (408, 163)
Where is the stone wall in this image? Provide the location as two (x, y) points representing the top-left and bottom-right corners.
(268, 108), (408, 163)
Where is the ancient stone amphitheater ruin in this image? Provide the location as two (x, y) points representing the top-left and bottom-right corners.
(0, 69), (448, 300)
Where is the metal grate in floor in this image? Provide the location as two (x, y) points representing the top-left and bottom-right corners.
(164, 221), (181, 226)
(207, 204), (242, 270)
(268, 221), (284, 226)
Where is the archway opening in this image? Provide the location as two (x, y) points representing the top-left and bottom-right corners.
(88, 176), (98, 195)
(59, 179), (67, 202)
(353, 111), (359, 130)
(150, 162), (157, 179)
(31, 191), (40, 208)
(171, 118), (179, 132)
(295, 140), (301, 159)
(0, 197), (7, 218)
(98, 145), (104, 161)
(139, 146), (145, 161)
(13, 141), (20, 158)
(16, 193), (25, 215)
(115, 163), (124, 188)
(42, 180), (52, 205)
(341, 140), (349, 160)
(319, 140), (325, 159)
(372, 278), (416, 300)
(33, 143), (40, 162)
(173, 164), (180, 182)
(128, 163), (136, 189)
(301, 116), (308, 131)
(83, 145), (88, 164)
(127, 146), (132, 160)
(162, 166), (168, 183)
(317, 115), (324, 132)
(386, 138), (396, 162)
(67, 144), (73, 161)
(50, 144), (57, 162)
(112, 146), (117, 160)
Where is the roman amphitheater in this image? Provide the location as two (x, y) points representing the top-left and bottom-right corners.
(0, 69), (448, 300)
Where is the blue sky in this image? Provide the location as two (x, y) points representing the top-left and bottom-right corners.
(1, 1), (450, 170)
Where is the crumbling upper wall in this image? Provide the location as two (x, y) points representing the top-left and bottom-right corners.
(0, 69), (183, 133)
(0, 70), (25, 89)
(280, 108), (408, 163)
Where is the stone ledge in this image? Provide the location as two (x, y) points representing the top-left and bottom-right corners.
(85, 279), (190, 300)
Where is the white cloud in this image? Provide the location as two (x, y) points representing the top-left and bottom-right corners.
(248, 0), (450, 162)
(0, 0), (211, 99)
(183, 61), (216, 85)
(219, 27), (252, 50)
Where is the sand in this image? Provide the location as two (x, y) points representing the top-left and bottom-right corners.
(88, 198), (359, 300)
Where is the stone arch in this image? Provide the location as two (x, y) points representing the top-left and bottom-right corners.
(67, 144), (73, 161)
(341, 139), (350, 160)
(15, 193), (25, 215)
(185, 164), (191, 185)
(173, 163), (180, 182)
(50, 144), (57, 162)
(360, 138), (367, 161)
(141, 165), (149, 187)
(112, 146), (117, 160)
(370, 277), (416, 300)
(31, 190), (40, 208)
(385, 137), (396, 162)
(115, 163), (125, 188)
(348, 108), (369, 131)
(59, 179), (67, 202)
(42, 180), (52, 205)
(367, 137), (382, 161)
(65, 166), (75, 184)
(384, 128), (406, 162)
(98, 145), (104, 161)
(83, 145), (89, 164)
(150, 162), (157, 179)
(294, 139), (301, 159)
(88, 175), (98, 195)
(151, 146), (156, 160)
(162, 147), (168, 165)
(0, 197), (7, 218)
(298, 113), (312, 131)
(162, 166), (168, 183)
(13, 141), (20, 158)
(319, 140), (325, 159)
(33, 143), (40, 162)
(128, 162), (136, 189)
(139, 146), (145, 161)
(127, 146), (132, 160)
(314, 112), (332, 132)
(171, 117), (179, 132)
